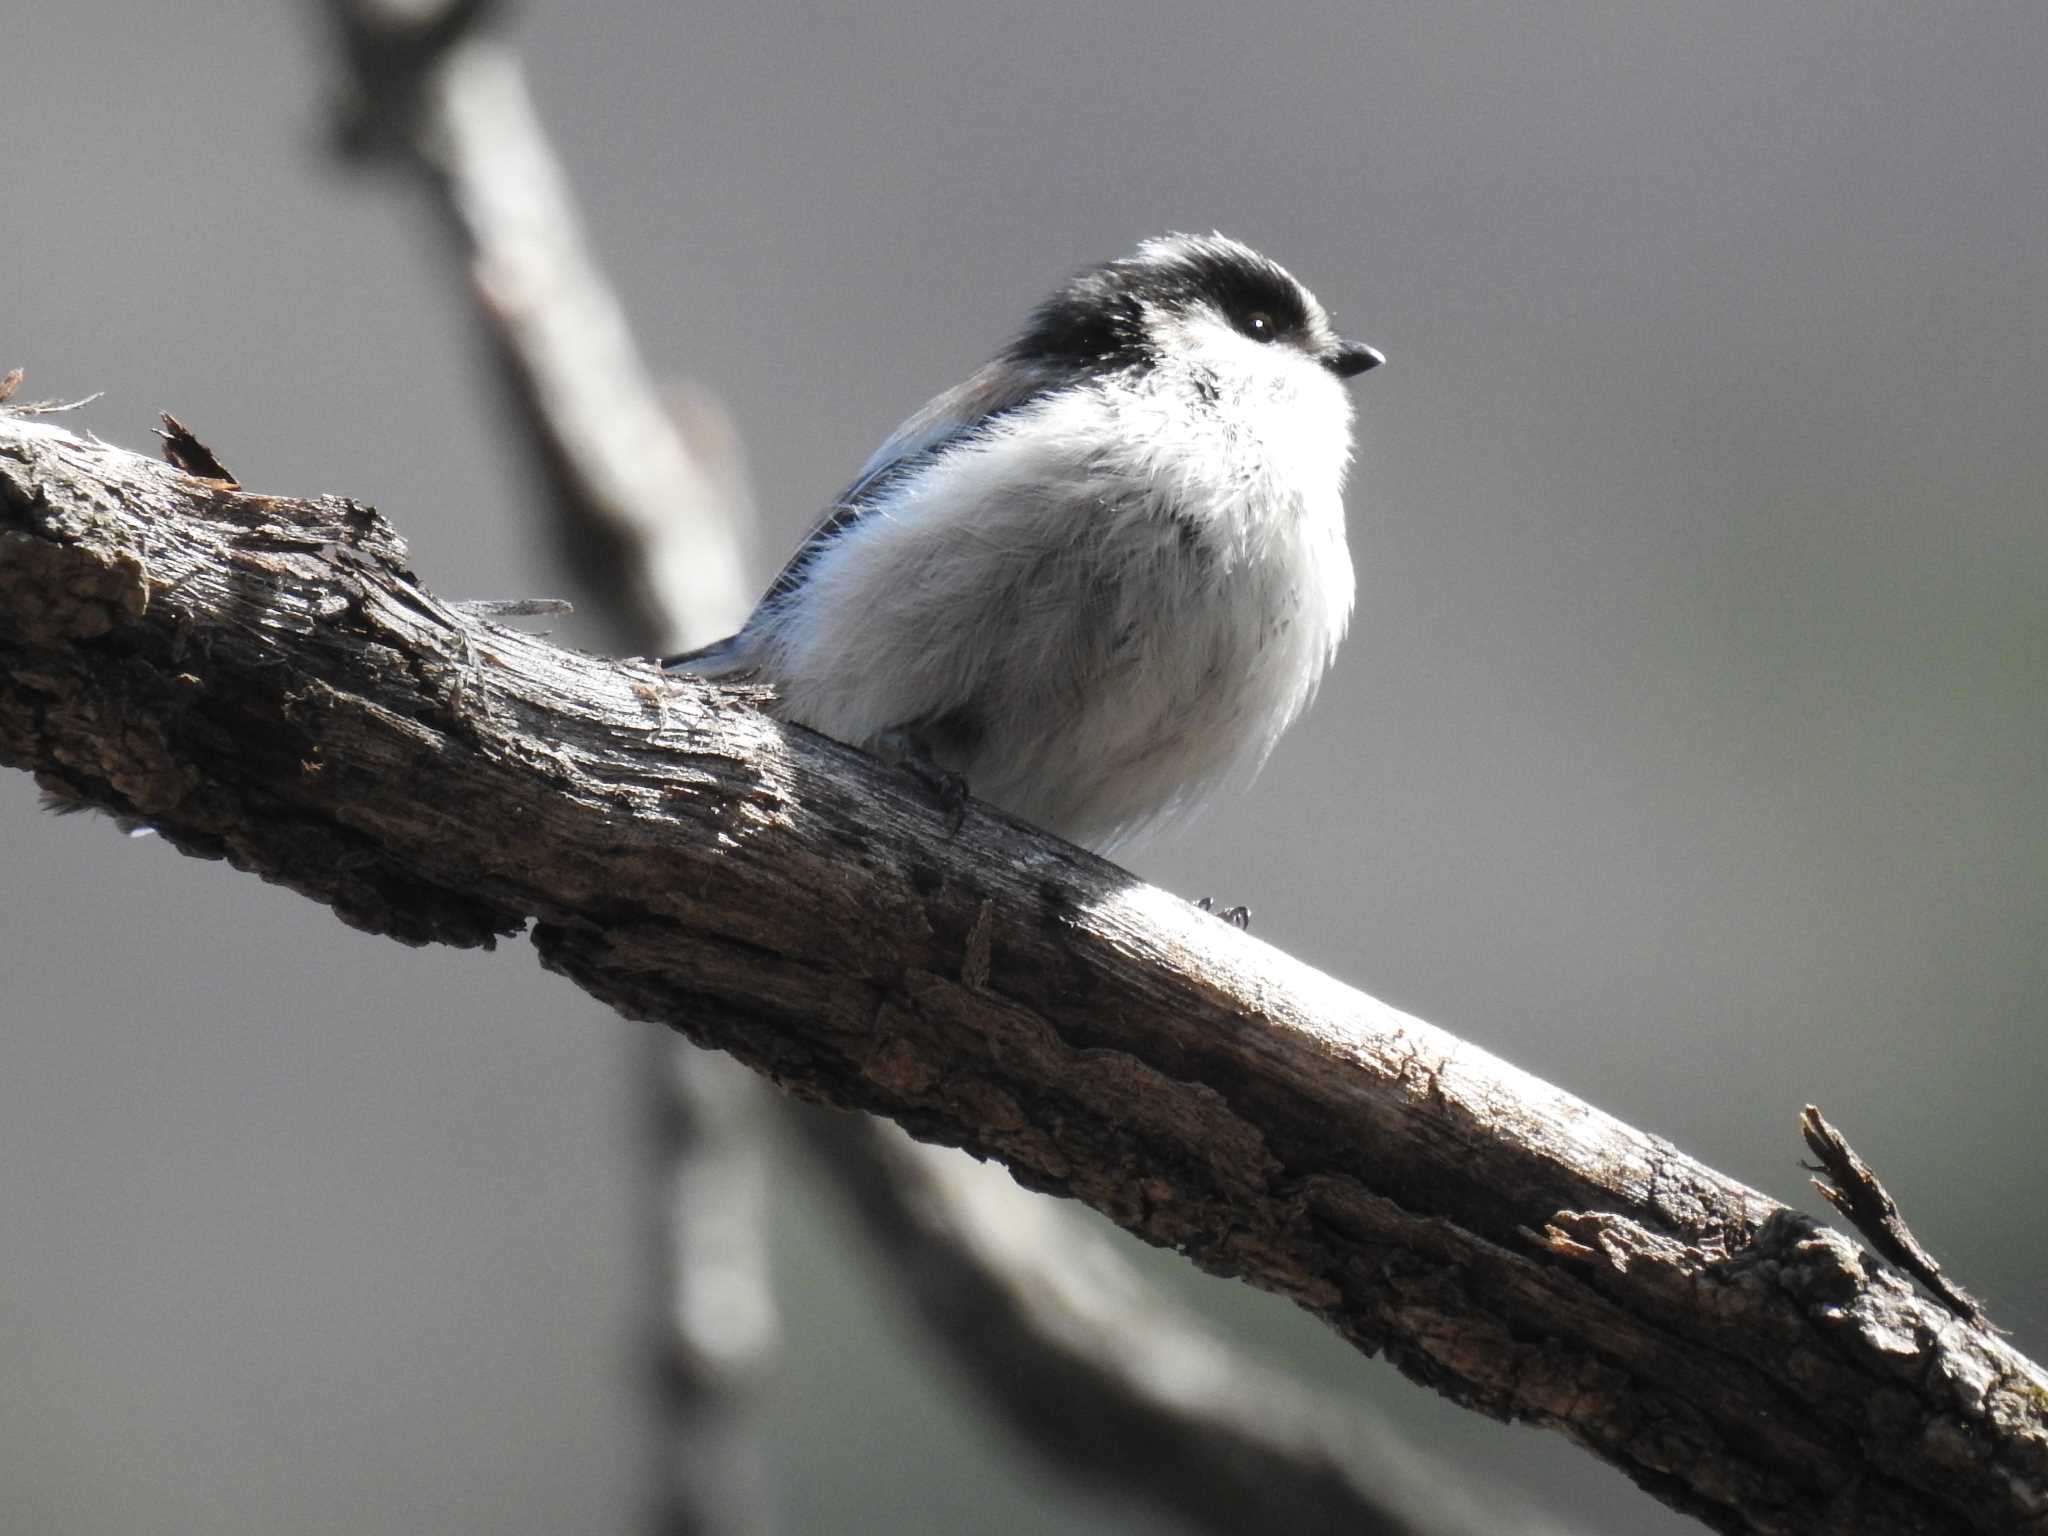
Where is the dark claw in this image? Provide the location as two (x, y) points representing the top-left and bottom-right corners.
(877, 728), (969, 835)
(928, 768), (969, 836)
(1194, 897), (1252, 931)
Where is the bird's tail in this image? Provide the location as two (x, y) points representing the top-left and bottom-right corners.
(660, 635), (743, 674)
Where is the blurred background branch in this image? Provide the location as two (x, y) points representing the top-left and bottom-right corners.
(321, 0), (749, 656)
(798, 1111), (1578, 1536)
(321, 4), (775, 1532)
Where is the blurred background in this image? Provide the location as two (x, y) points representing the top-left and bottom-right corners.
(5, 2), (2044, 1532)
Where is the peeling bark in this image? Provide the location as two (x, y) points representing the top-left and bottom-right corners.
(4, 413), (2044, 1535)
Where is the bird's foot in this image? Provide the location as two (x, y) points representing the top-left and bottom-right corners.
(876, 728), (969, 835)
(1195, 896), (1251, 931)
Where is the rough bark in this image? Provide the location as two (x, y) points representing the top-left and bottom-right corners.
(4, 412), (2044, 1536)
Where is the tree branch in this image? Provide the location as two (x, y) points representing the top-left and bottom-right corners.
(5, 412), (2045, 1536)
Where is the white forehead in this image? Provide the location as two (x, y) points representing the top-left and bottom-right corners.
(1142, 306), (1343, 406)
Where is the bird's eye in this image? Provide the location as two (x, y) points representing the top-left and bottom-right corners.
(1241, 311), (1278, 341)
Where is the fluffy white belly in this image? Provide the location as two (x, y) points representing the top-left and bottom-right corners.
(753, 380), (1355, 849)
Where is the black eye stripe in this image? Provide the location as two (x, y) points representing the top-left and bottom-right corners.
(1006, 235), (1320, 373)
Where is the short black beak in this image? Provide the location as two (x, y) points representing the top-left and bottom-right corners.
(1326, 340), (1385, 380)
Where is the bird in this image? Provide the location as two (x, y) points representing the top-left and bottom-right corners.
(667, 233), (1382, 859)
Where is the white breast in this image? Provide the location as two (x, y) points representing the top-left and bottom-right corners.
(748, 349), (1357, 850)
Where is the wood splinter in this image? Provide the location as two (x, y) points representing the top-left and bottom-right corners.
(1800, 1103), (1992, 1329)
(155, 411), (239, 487)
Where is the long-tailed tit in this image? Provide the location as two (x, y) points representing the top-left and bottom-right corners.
(668, 233), (1383, 855)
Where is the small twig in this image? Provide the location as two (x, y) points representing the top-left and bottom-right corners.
(1800, 1104), (1991, 1328)
(0, 372), (106, 416)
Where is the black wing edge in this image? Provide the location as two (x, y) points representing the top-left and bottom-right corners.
(752, 358), (1071, 612)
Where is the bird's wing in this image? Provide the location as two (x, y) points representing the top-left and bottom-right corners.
(754, 359), (1057, 608)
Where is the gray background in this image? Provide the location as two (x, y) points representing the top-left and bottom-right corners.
(6, 2), (2045, 1532)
